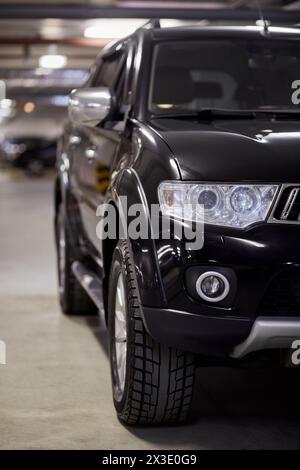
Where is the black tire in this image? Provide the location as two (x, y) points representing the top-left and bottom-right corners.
(55, 204), (98, 316)
(108, 240), (196, 425)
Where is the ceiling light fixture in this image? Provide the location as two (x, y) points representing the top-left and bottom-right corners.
(39, 45), (67, 69)
(84, 19), (147, 39)
(39, 54), (67, 69)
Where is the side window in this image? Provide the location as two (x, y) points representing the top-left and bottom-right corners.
(85, 61), (101, 88)
(97, 52), (125, 90)
(113, 43), (136, 112)
(124, 42), (136, 106)
(88, 47), (131, 123)
(115, 62), (126, 105)
(99, 51), (128, 122)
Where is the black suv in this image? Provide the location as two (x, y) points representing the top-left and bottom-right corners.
(55, 22), (300, 425)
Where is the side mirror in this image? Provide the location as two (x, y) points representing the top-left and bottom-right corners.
(69, 87), (112, 127)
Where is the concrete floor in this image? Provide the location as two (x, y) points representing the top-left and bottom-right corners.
(1, 170), (300, 450)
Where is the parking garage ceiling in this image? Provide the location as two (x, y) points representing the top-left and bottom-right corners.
(1, 0), (300, 123)
(0, 0), (299, 69)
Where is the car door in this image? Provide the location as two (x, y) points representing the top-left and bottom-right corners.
(76, 46), (128, 251)
(69, 60), (102, 233)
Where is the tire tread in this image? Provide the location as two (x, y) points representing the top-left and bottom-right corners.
(116, 241), (195, 425)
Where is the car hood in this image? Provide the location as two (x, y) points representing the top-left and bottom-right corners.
(150, 118), (300, 183)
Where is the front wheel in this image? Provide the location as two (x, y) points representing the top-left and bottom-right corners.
(108, 240), (196, 425)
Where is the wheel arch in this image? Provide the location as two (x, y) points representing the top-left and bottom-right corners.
(100, 169), (167, 322)
(101, 200), (119, 323)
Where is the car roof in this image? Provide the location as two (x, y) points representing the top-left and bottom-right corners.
(150, 25), (300, 40)
(101, 24), (300, 58)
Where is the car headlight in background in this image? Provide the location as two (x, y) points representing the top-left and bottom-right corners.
(158, 182), (278, 228)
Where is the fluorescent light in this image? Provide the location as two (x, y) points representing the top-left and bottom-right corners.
(39, 54), (67, 69)
(84, 19), (204, 40)
(84, 19), (147, 39)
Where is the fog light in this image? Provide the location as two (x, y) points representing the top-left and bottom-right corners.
(196, 271), (230, 303)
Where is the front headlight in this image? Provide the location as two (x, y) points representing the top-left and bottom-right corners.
(158, 182), (278, 228)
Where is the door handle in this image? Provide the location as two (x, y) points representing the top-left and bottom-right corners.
(69, 134), (81, 145)
(85, 147), (96, 163)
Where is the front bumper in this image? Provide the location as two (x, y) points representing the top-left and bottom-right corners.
(142, 306), (252, 356)
(141, 223), (300, 357)
(155, 224), (300, 317)
(143, 308), (300, 358)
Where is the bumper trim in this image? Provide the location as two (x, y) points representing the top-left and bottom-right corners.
(231, 316), (300, 358)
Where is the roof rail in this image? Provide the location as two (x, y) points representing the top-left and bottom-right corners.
(138, 19), (161, 31)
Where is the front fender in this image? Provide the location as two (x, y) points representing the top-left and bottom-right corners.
(103, 122), (181, 308)
(110, 168), (167, 308)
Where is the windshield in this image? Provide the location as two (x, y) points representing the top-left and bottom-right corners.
(149, 39), (300, 115)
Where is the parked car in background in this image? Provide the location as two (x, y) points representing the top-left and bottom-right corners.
(55, 22), (300, 426)
(1, 136), (56, 175)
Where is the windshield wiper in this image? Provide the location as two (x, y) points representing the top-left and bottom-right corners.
(254, 108), (300, 119)
(154, 107), (300, 121)
(154, 108), (257, 120)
